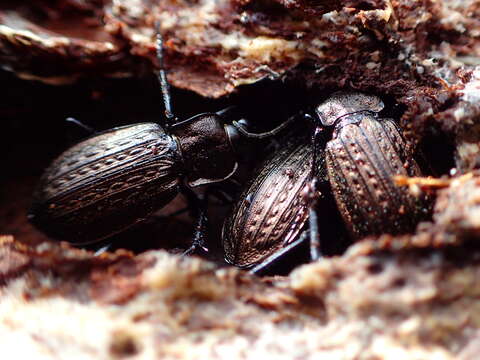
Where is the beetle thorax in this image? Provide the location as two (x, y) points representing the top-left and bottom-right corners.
(170, 113), (238, 187)
(315, 91), (384, 126)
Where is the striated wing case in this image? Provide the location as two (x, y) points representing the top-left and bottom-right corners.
(30, 123), (182, 244)
(223, 139), (319, 268)
(326, 115), (426, 238)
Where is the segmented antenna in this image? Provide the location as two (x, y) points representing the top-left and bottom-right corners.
(155, 22), (176, 127)
(231, 114), (296, 139)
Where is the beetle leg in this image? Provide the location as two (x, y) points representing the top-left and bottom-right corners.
(180, 186), (209, 255)
(151, 181), (234, 223)
(249, 231), (311, 276)
(93, 242), (113, 256)
(83, 239), (113, 255)
(248, 202), (322, 276)
(308, 208), (321, 260)
(184, 206), (208, 255)
(306, 126), (324, 261)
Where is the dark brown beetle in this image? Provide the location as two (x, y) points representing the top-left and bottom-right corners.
(28, 30), (288, 250)
(318, 92), (427, 239)
(223, 92), (430, 274)
(222, 136), (322, 272)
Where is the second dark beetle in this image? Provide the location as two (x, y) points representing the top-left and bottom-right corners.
(223, 92), (430, 273)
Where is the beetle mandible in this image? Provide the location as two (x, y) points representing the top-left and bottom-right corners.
(28, 29), (290, 251)
(222, 92), (430, 274)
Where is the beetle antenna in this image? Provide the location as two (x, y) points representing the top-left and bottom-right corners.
(231, 114), (296, 139)
(155, 22), (177, 127)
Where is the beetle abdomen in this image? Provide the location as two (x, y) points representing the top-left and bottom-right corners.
(223, 141), (315, 268)
(326, 114), (425, 238)
(30, 123), (182, 244)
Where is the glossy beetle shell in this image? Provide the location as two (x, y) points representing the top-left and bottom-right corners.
(30, 123), (182, 244)
(222, 138), (322, 268)
(224, 92), (430, 272)
(326, 113), (426, 238)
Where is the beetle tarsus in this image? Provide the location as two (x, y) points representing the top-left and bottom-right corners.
(308, 208), (321, 261)
(180, 186), (209, 256)
(183, 210), (209, 255)
(93, 242), (112, 256)
(249, 232), (310, 276)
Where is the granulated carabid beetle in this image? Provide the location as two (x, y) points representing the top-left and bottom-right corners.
(28, 29), (289, 250)
(222, 92), (430, 274)
(318, 92), (429, 239)
(222, 134), (323, 274)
